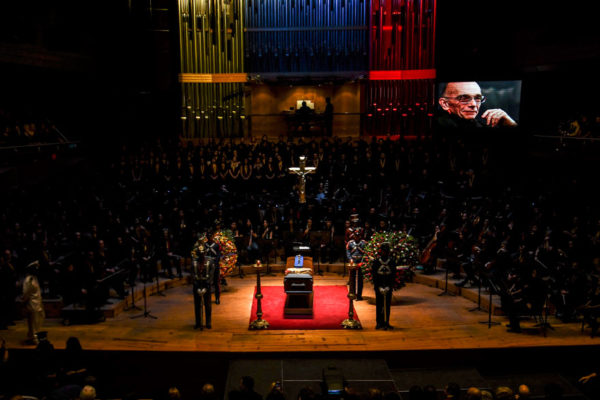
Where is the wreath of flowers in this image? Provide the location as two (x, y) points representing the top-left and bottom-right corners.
(359, 231), (419, 290)
(191, 229), (238, 277)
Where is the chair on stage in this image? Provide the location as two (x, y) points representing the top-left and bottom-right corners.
(283, 255), (314, 315)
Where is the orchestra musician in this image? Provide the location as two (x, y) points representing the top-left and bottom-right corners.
(259, 219), (274, 263)
(321, 218), (336, 263)
(244, 219), (259, 263)
(498, 267), (525, 333)
(158, 228), (183, 279)
(579, 279), (600, 336)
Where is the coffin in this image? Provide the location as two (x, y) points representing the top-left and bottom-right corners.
(284, 273), (313, 294)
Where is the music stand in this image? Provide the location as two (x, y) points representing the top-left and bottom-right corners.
(438, 264), (455, 297)
(123, 279), (141, 312)
(150, 270), (166, 297)
(308, 232), (323, 276)
(315, 244), (323, 276)
(469, 264), (484, 312)
(227, 237), (245, 279)
(131, 280), (158, 320)
(479, 276), (500, 328)
(230, 258), (245, 279)
(533, 293), (555, 337)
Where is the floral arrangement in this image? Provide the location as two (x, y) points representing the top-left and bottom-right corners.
(359, 231), (419, 290)
(191, 229), (238, 277)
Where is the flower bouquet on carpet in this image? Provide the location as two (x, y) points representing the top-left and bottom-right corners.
(360, 231), (419, 290)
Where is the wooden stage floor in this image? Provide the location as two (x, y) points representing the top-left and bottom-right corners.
(3, 274), (599, 353)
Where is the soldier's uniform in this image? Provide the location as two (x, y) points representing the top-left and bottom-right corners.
(346, 239), (366, 300)
(205, 240), (221, 304)
(372, 247), (397, 330)
(192, 255), (213, 329)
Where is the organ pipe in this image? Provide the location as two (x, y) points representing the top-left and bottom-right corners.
(178, 0), (245, 139)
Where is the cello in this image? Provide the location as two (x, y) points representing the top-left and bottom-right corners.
(420, 226), (439, 272)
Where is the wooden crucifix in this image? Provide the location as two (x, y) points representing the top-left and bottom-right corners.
(288, 156), (316, 204)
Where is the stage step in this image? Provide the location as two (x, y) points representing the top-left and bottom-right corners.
(413, 271), (504, 316)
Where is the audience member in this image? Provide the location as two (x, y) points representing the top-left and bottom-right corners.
(168, 387), (181, 400)
(516, 384), (530, 400)
(495, 386), (514, 400)
(79, 385), (96, 400)
(464, 387), (481, 400)
(443, 383), (460, 400)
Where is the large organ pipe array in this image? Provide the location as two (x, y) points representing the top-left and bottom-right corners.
(245, 0), (368, 73)
(177, 0), (436, 138)
(366, 0), (436, 136)
(365, 80), (434, 136)
(178, 0), (246, 138)
(370, 0), (435, 70)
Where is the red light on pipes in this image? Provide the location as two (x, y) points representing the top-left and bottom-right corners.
(369, 69), (436, 80)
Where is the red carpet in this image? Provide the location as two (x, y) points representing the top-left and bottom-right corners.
(249, 285), (359, 330)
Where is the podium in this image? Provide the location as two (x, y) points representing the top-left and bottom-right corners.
(284, 255), (314, 315)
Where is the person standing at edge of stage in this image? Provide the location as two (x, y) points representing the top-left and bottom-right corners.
(372, 242), (397, 330)
(22, 260), (45, 344)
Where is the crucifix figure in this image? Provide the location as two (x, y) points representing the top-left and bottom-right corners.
(288, 156), (316, 204)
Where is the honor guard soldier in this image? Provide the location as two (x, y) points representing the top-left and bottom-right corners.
(372, 243), (397, 330)
(346, 236), (366, 300)
(204, 231), (222, 305)
(191, 239), (212, 329)
(345, 213), (364, 244)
